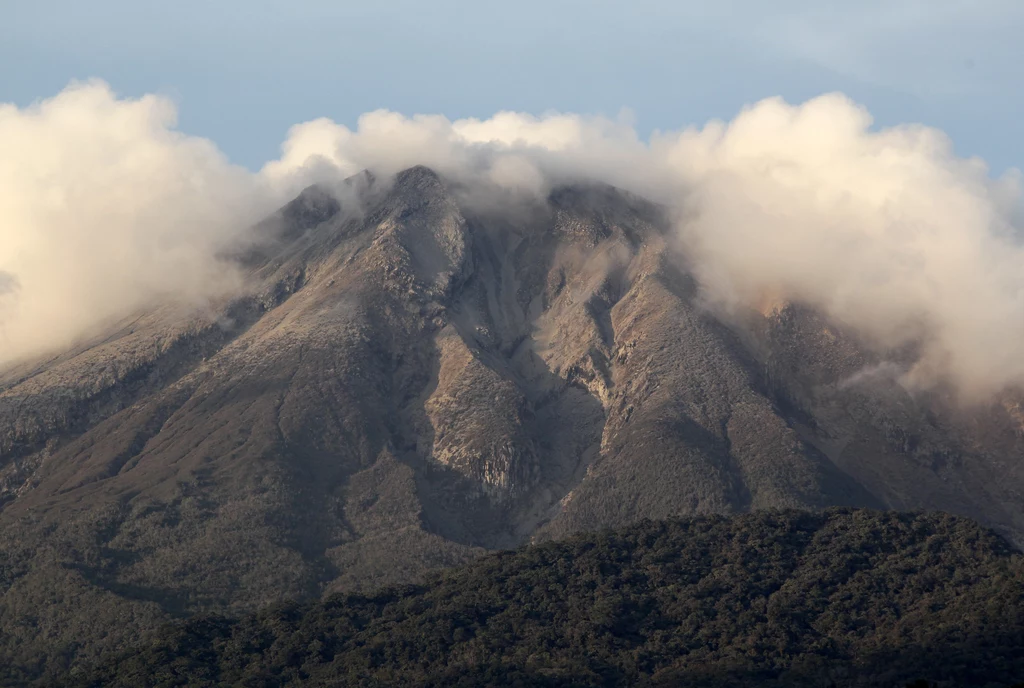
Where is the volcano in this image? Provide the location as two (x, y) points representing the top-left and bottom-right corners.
(1, 166), (1022, 678)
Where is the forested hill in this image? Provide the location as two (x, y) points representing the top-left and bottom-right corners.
(67, 509), (1024, 688)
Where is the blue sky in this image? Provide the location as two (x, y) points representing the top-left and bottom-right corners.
(3, 0), (1021, 174)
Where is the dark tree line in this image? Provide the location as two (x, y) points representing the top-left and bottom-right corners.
(64, 508), (1024, 687)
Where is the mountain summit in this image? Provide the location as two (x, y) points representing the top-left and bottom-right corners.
(1, 166), (1022, 678)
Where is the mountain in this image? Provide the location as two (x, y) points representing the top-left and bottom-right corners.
(66, 509), (1024, 687)
(1, 166), (1023, 679)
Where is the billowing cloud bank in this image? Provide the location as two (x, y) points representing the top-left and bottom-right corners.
(2, 80), (1022, 399)
(0, 81), (274, 363)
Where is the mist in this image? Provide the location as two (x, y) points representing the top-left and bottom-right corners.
(2, 81), (1022, 400)
(0, 80), (284, 366)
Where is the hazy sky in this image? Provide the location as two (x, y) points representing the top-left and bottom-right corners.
(3, 0), (1021, 173)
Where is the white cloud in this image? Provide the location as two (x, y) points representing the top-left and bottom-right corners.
(0, 80), (275, 362)
(3, 80), (1023, 402)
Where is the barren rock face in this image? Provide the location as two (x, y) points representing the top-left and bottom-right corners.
(1, 165), (1023, 678)
(424, 325), (540, 501)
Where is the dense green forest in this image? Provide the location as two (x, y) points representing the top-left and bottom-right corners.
(63, 508), (1024, 687)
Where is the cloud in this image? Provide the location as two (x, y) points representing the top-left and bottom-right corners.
(261, 109), (655, 207)
(0, 80), (280, 364)
(3, 80), (1023, 402)
(661, 94), (1024, 400)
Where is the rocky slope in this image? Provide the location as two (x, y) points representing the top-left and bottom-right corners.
(1, 166), (1022, 679)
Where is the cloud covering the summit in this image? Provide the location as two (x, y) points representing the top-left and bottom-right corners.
(2, 80), (1023, 399)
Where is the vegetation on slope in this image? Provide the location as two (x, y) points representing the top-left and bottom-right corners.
(68, 508), (1024, 687)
